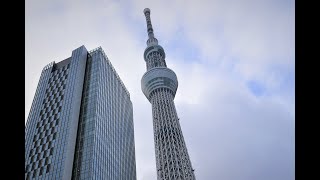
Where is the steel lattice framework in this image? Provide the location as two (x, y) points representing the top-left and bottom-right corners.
(141, 8), (196, 180)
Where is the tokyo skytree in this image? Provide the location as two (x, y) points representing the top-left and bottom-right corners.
(141, 8), (196, 180)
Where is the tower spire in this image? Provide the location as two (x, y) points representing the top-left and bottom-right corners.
(143, 8), (158, 47)
(143, 8), (154, 38)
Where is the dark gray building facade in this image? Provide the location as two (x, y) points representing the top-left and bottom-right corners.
(25, 46), (136, 180)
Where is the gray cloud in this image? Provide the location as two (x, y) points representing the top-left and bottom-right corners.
(26, 0), (294, 179)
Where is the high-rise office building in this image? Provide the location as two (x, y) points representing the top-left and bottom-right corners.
(141, 8), (196, 180)
(25, 46), (136, 180)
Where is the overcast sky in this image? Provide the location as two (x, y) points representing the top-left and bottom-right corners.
(26, 0), (295, 179)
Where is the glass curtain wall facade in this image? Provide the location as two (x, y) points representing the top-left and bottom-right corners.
(25, 45), (136, 180)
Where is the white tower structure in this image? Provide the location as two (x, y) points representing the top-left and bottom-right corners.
(141, 8), (196, 180)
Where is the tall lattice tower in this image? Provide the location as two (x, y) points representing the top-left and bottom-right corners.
(141, 8), (196, 180)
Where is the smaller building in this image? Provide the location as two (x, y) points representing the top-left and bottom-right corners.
(25, 46), (136, 180)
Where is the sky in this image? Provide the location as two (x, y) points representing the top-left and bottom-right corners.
(25, 0), (295, 179)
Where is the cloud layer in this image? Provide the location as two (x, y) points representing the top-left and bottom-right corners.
(26, 0), (295, 179)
